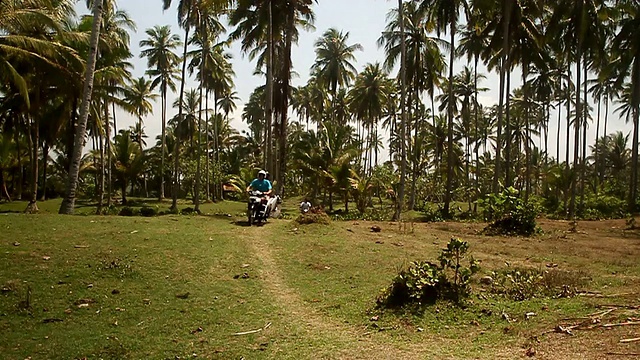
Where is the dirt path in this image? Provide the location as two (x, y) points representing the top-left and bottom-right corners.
(242, 223), (431, 359)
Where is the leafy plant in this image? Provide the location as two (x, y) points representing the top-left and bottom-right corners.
(118, 207), (137, 217)
(420, 204), (445, 222)
(580, 194), (628, 220)
(480, 187), (539, 236)
(438, 238), (481, 301)
(139, 206), (158, 217)
(377, 238), (480, 308)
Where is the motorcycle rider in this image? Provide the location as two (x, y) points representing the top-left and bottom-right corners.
(246, 170), (277, 217)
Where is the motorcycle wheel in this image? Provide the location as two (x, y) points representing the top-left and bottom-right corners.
(247, 209), (253, 226)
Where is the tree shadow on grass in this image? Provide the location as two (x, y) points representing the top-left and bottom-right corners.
(231, 220), (268, 227)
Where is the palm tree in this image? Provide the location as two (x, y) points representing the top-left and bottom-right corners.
(122, 77), (158, 146)
(612, 1), (640, 212)
(348, 63), (389, 174)
(420, 0), (469, 217)
(139, 25), (181, 200)
(112, 129), (145, 204)
(311, 27), (363, 126)
(59, 0), (104, 214)
(230, 0), (316, 195)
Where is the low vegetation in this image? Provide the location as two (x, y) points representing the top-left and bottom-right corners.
(1, 200), (640, 359)
(377, 238), (480, 308)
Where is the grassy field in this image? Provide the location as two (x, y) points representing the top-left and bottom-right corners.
(1, 199), (640, 359)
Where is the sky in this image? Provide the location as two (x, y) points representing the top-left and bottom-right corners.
(75, 0), (633, 163)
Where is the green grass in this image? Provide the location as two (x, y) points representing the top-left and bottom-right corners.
(1, 200), (639, 359)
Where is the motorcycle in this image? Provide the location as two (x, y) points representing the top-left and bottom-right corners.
(247, 190), (269, 225)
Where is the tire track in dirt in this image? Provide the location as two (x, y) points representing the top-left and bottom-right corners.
(242, 223), (430, 360)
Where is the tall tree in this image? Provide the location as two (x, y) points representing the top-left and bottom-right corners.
(139, 25), (181, 199)
(420, 0), (469, 217)
(613, 1), (640, 211)
(59, 0), (104, 214)
(311, 28), (363, 125)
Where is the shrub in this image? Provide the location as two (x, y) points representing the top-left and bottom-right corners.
(377, 238), (480, 308)
(118, 207), (137, 217)
(420, 204), (445, 222)
(479, 187), (539, 236)
(139, 207), (158, 217)
(580, 194), (627, 220)
(296, 208), (331, 225)
(181, 207), (195, 215)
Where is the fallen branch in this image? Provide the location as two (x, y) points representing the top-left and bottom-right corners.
(232, 322), (271, 336)
(597, 304), (640, 310)
(605, 353), (640, 357)
(587, 308), (616, 318)
(620, 337), (640, 344)
(602, 321), (640, 328)
(578, 292), (636, 298)
(563, 308), (615, 321)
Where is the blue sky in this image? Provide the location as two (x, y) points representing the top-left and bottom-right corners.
(75, 1), (631, 161)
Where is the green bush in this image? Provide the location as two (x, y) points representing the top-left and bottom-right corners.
(377, 238), (480, 308)
(420, 204), (445, 222)
(580, 194), (627, 220)
(139, 207), (158, 217)
(181, 207), (195, 215)
(118, 207), (137, 217)
(479, 187), (539, 236)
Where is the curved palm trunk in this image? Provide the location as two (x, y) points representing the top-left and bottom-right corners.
(59, 0), (103, 214)
(171, 25), (190, 211)
(0, 170), (10, 202)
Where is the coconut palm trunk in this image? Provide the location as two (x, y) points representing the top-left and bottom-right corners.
(160, 79), (167, 199)
(444, 24), (456, 217)
(25, 114), (39, 213)
(205, 89), (210, 201)
(171, 25), (190, 211)
(393, 0), (407, 221)
(265, 1), (274, 175)
(59, 0), (103, 215)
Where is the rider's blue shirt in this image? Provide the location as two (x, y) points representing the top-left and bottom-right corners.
(249, 179), (272, 192)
